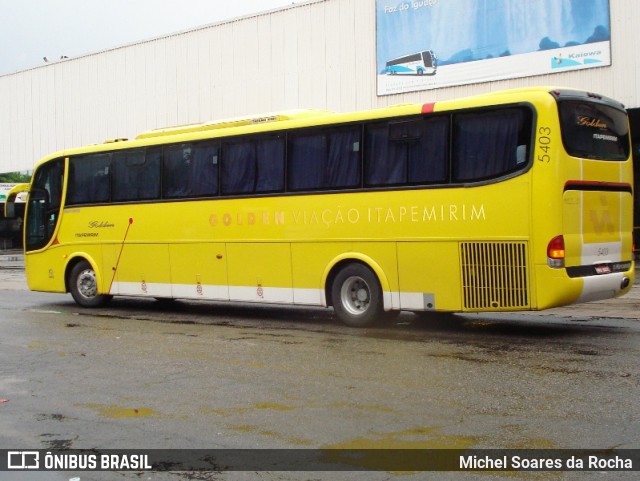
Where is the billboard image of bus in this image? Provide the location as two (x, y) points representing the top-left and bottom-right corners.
(5, 87), (634, 327)
(376, 0), (611, 94)
(385, 50), (437, 75)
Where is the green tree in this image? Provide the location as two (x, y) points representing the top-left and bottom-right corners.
(0, 172), (31, 183)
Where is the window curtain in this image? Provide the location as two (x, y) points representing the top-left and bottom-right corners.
(289, 128), (360, 190)
(453, 110), (523, 181)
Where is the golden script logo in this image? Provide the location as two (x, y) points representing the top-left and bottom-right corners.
(577, 116), (608, 129)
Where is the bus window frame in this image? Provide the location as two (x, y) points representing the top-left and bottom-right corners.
(57, 102), (537, 209)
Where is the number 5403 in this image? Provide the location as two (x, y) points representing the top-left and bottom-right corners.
(537, 126), (552, 162)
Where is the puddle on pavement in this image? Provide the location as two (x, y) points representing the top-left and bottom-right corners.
(202, 402), (296, 417)
(227, 423), (313, 446)
(254, 402), (296, 411)
(328, 402), (396, 414)
(325, 426), (479, 449)
(77, 403), (159, 418)
(322, 426), (480, 471)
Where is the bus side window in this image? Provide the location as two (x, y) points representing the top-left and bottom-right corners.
(222, 141), (256, 195)
(288, 127), (361, 191)
(365, 122), (406, 185)
(409, 117), (448, 184)
(452, 108), (531, 182)
(112, 148), (161, 202)
(191, 142), (219, 196)
(164, 144), (192, 198)
(67, 154), (111, 205)
(221, 136), (284, 195)
(255, 137), (284, 193)
(364, 117), (448, 186)
(163, 142), (219, 198)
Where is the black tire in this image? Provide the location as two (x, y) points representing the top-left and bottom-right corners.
(330, 263), (386, 327)
(68, 260), (111, 308)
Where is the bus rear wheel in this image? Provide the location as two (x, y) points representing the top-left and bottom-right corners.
(330, 263), (385, 327)
(69, 260), (111, 308)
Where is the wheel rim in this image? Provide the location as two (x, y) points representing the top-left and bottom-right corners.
(76, 268), (98, 299)
(340, 275), (371, 316)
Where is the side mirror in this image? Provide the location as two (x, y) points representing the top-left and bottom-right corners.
(3, 183), (30, 218)
(5, 196), (15, 218)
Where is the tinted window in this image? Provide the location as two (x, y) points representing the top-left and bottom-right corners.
(164, 142), (219, 198)
(67, 154), (111, 205)
(365, 117), (448, 186)
(559, 101), (630, 160)
(112, 149), (161, 202)
(453, 108), (531, 182)
(26, 158), (64, 251)
(288, 127), (361, 190)
(221, 136), (284, 195)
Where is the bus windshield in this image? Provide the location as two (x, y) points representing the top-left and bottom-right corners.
(558, 100), (630, 160)
(25, 158), (64, 251)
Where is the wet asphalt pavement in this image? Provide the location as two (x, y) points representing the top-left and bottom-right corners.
(0, 255), (639, 481)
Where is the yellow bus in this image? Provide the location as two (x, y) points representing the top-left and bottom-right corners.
(5, 87), (635, 326)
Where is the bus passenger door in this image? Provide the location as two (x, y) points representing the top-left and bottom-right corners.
(226, 243), (293, 304)
(169, 243), (229, 300)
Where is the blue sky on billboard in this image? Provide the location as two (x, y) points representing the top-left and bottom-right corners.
(0, 0), (298, 75)
(376, 0), (611, 72)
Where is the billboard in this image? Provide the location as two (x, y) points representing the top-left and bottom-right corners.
(376, 0), (612, 95)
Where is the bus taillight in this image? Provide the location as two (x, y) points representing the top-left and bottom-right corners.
(547, 235), (565, 268)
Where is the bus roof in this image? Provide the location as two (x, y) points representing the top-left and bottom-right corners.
(31, 86), (616, 170)
(135, 109), (335, 140)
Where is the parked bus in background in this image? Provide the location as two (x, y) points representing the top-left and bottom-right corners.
(5, 87), (635, 326)
(385, 50), (437, 76)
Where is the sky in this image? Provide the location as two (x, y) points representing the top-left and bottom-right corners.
(0, 0), (301, 75)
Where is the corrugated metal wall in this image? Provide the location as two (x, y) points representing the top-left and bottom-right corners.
(0, 0), (638, 173)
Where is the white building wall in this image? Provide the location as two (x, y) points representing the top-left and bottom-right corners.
(0, 0), (638, 173)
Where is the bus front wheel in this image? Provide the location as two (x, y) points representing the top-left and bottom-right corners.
(330, 263), (385, 327)
(69, 260), (112, 308)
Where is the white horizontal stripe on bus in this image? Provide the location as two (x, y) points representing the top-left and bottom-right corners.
(110, 281), (172, 298)
(171, 283), (229, 300)
(229, 286), (293, 304)
(110, 282), (324, 306)
(399, 292), (429, 310)
(388, 292), (399, 311)
(581, 241), (622, 265)
(292, 288), (325, 306)
(108, 282), (416, 311)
